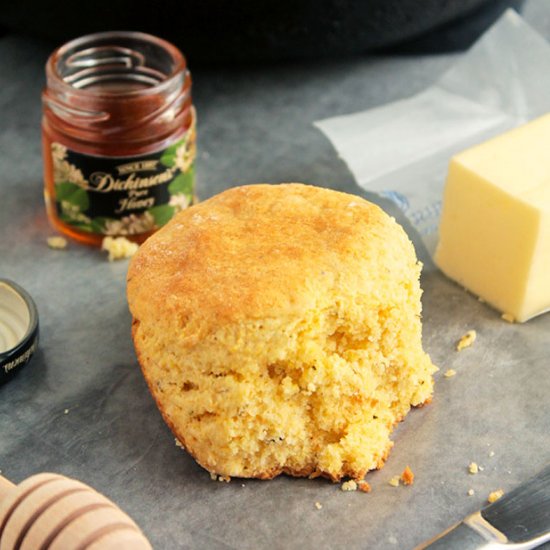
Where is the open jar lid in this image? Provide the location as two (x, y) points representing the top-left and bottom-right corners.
(0, 279), (39, 384)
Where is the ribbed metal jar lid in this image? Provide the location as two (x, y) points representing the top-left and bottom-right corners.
(0, 279), (39, 384)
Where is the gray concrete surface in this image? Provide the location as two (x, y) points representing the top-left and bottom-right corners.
(1, 2), (549, 548)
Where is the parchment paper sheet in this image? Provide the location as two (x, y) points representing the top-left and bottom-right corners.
(1, 16), (549, 549)
(316, 9), (550, 253)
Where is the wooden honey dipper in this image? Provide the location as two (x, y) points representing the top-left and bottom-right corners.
(0, 473), (151, 549)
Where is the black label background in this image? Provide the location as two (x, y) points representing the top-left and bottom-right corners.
(62, 148), (176, 218)
(52, 134), (195, 234)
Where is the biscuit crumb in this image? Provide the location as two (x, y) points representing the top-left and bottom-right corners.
(467, 489), (475, 496)
(341, 480), (357, 492)
(468, 462), (479, 474)
(175, 438), (184, 449)
(209, 472), (231, 482)
(388, 476), (400, 487)
(47, 236), (68, 249)
(63, 408), (69, 415)
(444, 369), (456, 378)
(357, 480), (372, 493)
(457, 330), (476, 351)
(489, 451), (495, 457)
(479, 465), (484, 471)
(315, 502), (323, 510)
(401, 466), (414, 485)
(488, 489), (504, 503)
(101, 236), (139, 261)
(501, 313), (515, 323)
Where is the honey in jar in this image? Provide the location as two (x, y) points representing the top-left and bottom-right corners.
(42, 31), (196, 246)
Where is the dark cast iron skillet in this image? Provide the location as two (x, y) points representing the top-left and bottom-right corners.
(0, 0), (523, 64)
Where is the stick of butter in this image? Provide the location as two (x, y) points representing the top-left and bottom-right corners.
(435, 114), (550, 322)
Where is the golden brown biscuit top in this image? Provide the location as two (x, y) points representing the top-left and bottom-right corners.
(127, 183), (415, 336)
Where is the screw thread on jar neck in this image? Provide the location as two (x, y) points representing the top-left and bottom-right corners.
(43, 31), (191, 146)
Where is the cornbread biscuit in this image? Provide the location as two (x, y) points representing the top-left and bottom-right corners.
(127, 183), (436, 481)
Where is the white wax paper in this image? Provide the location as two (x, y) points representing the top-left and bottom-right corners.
(315, 9), (550, 253)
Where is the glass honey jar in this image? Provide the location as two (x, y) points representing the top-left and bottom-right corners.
(42, 31), (196, 246)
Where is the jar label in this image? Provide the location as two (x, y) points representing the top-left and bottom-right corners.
(50, 120), (196, 236)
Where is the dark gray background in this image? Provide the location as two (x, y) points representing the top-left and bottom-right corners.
(1, 1), (549, 548)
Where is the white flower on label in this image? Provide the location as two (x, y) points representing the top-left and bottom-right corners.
(60, 201), (91, 224)
(53, 159), (88, 187)
(169, 193), (190, 211)
(51, 142), (88, 187)
(104, 211), (155, 236)
(51, 143), (68, 162)
(175, 137), (196, 173)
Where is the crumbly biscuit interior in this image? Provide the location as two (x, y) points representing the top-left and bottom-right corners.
(133, 264), (434, 481)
